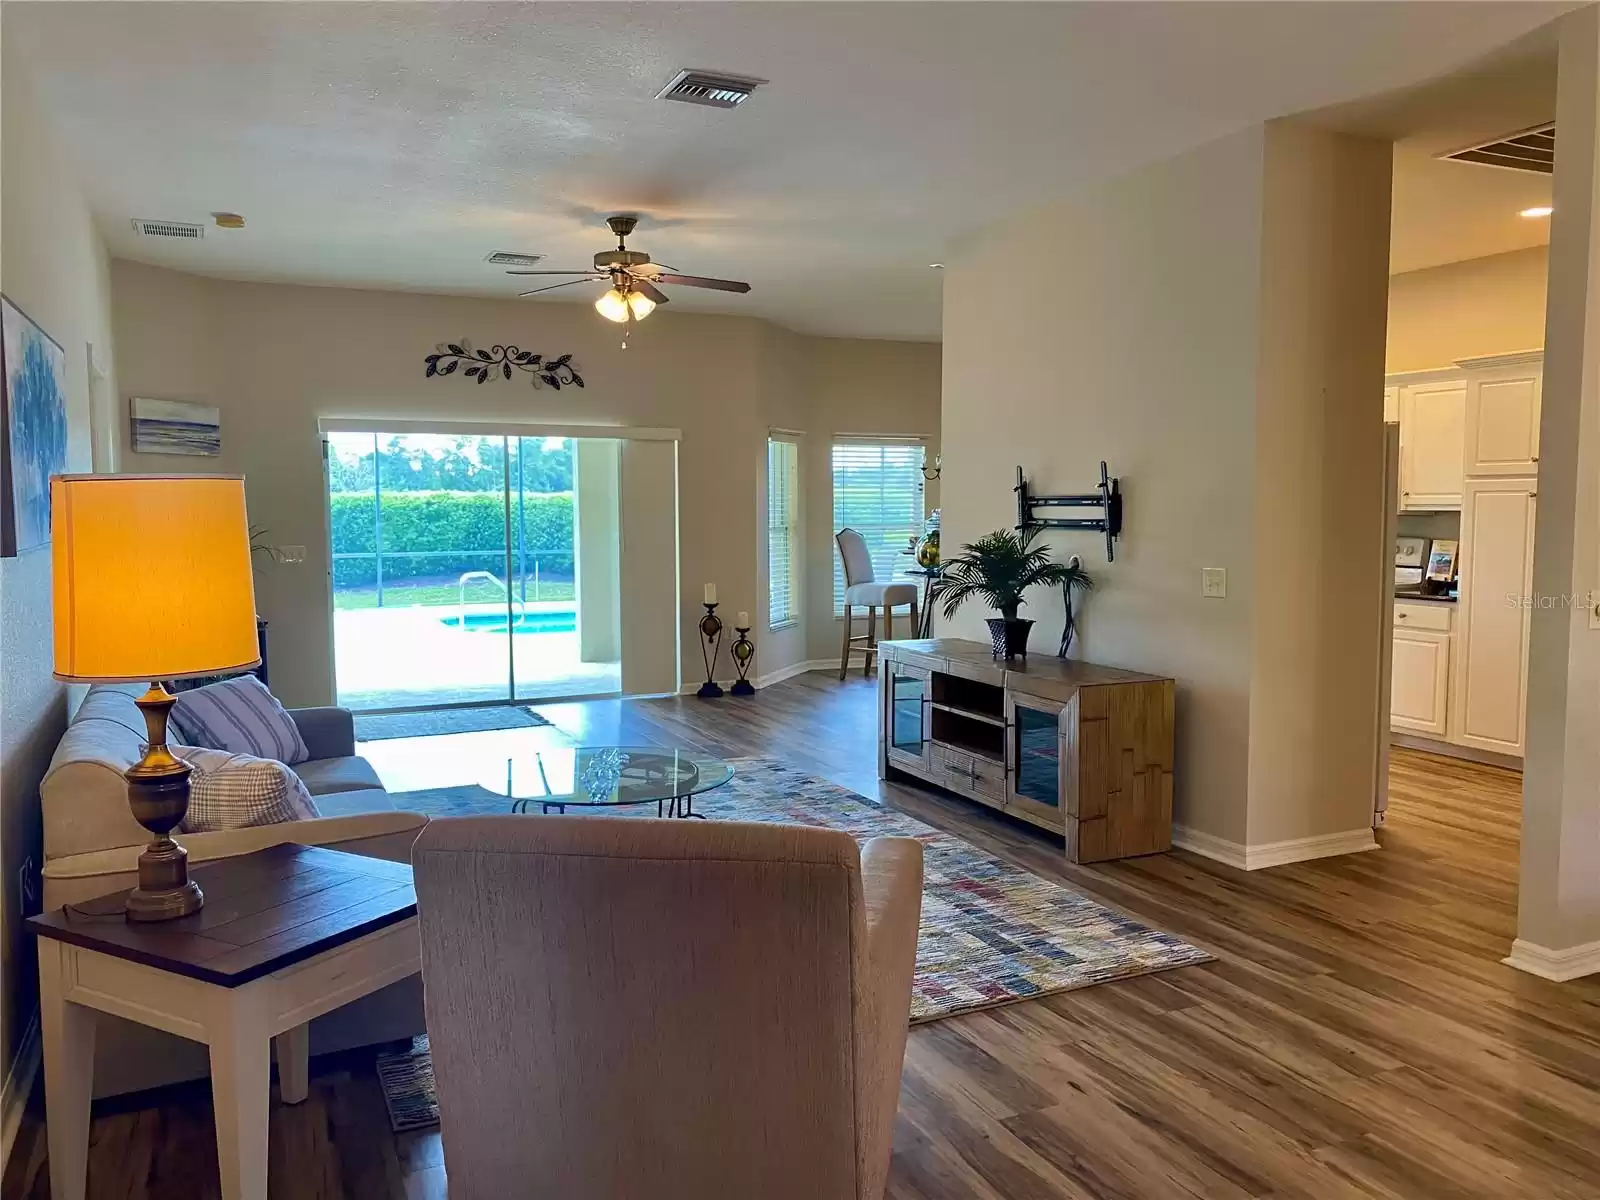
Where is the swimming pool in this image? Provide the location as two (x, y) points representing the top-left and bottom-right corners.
(438, 610), (578, 635)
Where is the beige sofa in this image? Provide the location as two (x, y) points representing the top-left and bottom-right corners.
(41, 683), (428, 1097)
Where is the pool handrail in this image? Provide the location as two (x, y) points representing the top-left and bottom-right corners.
(457, 570), (527, 629)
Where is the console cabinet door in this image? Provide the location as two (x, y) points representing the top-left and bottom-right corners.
(1464, 366), (1541, 476)
(1004, 691), (1067, 832)
(1453, 478), (1537, 755)
(884, 661), (932, 771)
(1399, 380), (1466, 511)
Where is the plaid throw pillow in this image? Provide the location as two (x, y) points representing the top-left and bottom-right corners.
(170, 675), (310, 765)
(176, 746), (320, 832)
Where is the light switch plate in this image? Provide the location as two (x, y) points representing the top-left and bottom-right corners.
(1202, 567), (1227, 598)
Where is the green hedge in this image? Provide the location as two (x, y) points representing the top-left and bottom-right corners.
(329, 491), (573, 586)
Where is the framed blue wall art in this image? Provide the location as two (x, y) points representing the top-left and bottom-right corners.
(1, 296), (69, 557)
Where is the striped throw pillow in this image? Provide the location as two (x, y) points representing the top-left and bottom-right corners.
(176, 746), (320, 832)
(170, 675), (310, 765)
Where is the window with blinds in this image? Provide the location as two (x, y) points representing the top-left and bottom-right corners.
(832, 439), (926, 616)
(767, 438), (801, 630)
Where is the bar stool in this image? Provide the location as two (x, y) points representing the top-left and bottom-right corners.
(836, 527), (919, 679)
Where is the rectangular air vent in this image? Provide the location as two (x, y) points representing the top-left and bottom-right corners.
(485, 251), (545, 266)
(1440, 123), (1555, 174)
(131, 218), (205, 239)
(656, 69), (767, 109)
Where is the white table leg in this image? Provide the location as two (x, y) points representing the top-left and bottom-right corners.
(39, 942), (95, 1200)
(274, 1023), (310, 1104)
(207, 995), (272, 1200)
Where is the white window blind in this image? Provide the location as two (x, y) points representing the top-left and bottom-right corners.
(832, 439), (925, 616)
(767, 438), (800, 630)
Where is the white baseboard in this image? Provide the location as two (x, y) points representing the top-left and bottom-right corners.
(756, 659), (836, 689)
(1, 1012), (40, 1174)
(1170, 825), (1250, 869)
(1173, 825), (1378, 871)
(1503, 937), (1600, 981)
(678, 660), (837, 695)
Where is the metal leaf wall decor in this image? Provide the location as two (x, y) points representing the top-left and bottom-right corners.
(424, 339), (584, 389)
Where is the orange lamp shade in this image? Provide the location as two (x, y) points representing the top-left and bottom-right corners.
(52, 474), (260, 683)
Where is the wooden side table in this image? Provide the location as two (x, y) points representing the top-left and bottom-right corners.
(26, 844), (419, 1200)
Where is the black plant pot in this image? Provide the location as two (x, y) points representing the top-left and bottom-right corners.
(985, 617), (1034, 660)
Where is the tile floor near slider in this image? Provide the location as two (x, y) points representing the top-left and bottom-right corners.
(6, 672), (1599, 1199)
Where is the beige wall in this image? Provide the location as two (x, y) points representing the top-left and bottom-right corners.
(109, 262), (939, 703)
(1387, 246), (1549, 372)
(942, 121), (1389, 852)
(802, 338), (942, 663)
(1517, 5), (1600, 966)
(1248, 122), (1392, 845)
(0, 57), (116, 1085)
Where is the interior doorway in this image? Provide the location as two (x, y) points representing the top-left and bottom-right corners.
(323, 430), (623, 711)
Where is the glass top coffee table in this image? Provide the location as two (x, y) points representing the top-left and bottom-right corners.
(479, 746), (734, 818)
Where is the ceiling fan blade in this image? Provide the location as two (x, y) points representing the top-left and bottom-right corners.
(632, 279), (670, 306)
(653, 273), (751, 294)
(517, 279), (599, 297)
(504, 269), (597, 276)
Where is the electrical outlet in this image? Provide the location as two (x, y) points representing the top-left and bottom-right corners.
(279, 545), (306, 564)
(1202, 567), (1227, 598)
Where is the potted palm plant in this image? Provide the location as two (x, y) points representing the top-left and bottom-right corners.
(936, 526), (1093, 660)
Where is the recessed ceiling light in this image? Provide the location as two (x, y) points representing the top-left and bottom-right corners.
(929, 263), (945, 269)
(1520, 206), (1554, 218)
(211, 212), (245, 229)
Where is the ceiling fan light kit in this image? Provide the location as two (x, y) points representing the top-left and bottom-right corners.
(508, 214), (751, 343)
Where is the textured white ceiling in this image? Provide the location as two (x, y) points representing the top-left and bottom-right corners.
(3, 2), (1573, 340)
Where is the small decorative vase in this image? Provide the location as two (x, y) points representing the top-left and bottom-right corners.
(985, 617), (1034, 660)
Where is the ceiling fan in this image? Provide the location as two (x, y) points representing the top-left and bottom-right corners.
(507, 215), (751, 326)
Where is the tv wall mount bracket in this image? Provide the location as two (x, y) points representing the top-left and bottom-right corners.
(1014, 462), (1123, 562)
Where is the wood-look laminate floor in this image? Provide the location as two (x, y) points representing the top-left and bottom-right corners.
(7, 672), (1599, 1199)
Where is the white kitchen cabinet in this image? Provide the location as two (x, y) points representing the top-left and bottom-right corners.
(1452, 477), (1537, 755)
(1391, 628), (1451, 737)
(1398, 380), (1466, 511)
(1464, 364), (1542, 476)
(1383, 385), (1400, 424)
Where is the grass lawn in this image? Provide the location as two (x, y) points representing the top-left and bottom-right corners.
(335, 580), (576, 610)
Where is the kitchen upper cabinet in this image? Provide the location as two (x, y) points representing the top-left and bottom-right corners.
(1398, 380), (1466, 510)
(1453, 477), (1537, 756)
(1464, 364), (1542, 476)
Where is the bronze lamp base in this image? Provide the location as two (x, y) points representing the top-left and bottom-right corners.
(125, 683), (203, 922)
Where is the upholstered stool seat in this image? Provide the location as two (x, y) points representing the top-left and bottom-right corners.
(836, 528), (919, 679)
(844, 581), (918, 609)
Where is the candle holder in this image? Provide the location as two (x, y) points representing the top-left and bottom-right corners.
(730, 626), (756, 696)
(697, 603), (725, 698)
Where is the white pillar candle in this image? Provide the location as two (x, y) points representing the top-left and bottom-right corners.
(737, 611), (749, 628)
(704, 583), (717, 605)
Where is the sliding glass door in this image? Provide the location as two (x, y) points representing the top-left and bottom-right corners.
(325, 431), (620, 711)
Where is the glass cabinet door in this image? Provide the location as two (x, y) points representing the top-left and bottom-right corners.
(888, 666), (930, 761)
(1008, 699), (1066, 830)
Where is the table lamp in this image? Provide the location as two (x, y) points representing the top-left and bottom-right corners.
(52, 474), (260, 921)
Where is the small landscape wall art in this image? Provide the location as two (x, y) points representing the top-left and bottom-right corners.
(1, 295), (68, 557)
(131, 397), (221, 456)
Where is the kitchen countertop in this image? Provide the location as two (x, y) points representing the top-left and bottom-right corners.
(1394, 592), (1457, 604)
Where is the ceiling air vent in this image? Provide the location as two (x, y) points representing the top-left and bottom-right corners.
(1440, 123), (1555, 175)
(656, 69), (767, 109)
(485, 251), (545, 267)
(131, 218), (205, 239)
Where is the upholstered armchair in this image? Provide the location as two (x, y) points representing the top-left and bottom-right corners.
(412, 815), (924, 1200)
